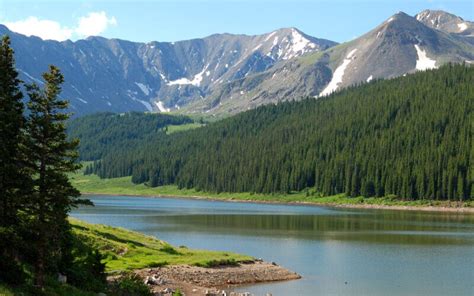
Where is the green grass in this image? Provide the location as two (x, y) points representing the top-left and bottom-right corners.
(0, 285), (14, 296)
(70, 218), (252, 273)
(165, 122), (205, 134)
(0, 281), (97, 296)
(70, 171), (473, 208)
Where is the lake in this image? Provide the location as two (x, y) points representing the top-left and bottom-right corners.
(71, 195), (474, 296)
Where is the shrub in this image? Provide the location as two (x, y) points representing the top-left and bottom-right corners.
(108, 273), (152, 296)
(159, 245), (180, 255)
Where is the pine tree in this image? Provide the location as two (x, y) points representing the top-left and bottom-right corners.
(0, 35), (29, 283)
(25, 65), (86, 287)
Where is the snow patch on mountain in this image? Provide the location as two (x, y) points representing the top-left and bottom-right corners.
(167, 63), (211, 87)
(155, 101), (170, 112)
(319, 49), (358, 97)
(138, 100), (153, 112)
(159, 72), (167, 81)
(367, 75), (373, 82)
(135, 82), (151, 96)
(457, 23), (468, 31)
(71, 85), (82, 95)
(281, 29), (317, 60)
(264, 31), (276, 42)
(414, 45), (437, 71)
(19, 69), (43, 84)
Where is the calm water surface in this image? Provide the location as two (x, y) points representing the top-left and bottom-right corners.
(71, 195), (474, 296)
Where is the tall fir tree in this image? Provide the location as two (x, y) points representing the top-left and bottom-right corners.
(0, 35), (29, 284)
(25, 65), (85, 287)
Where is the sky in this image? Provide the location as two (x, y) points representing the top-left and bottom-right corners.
(0, 0), (472, 43)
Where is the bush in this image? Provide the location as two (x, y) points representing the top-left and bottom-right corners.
(195, 259), (238, 268)
(146, 261), (168, 268)
(159, 245), (180, 255)
(66, 234), (107, 292)
(108, 273), (152, 296)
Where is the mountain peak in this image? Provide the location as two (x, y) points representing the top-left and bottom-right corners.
(415, 9), (473, 35)
(384, 11), (417, 25)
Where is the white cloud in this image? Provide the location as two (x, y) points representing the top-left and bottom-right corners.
(3, 11), (117, 41)
(75, 11), (117, 38)
(5, 17), (73, 41)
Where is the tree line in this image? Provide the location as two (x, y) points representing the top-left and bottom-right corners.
(0, 36), (105, 292)
(84, 64), (473, 201)
(67, 111), (192, 161)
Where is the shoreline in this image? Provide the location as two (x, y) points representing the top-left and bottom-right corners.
(81, 191), (474, 213)
(131, 260), (301, 296)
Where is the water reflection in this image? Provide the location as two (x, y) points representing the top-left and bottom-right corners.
(139, 213), (474, 245)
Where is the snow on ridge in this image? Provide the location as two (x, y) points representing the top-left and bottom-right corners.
(264, 31), (277, 42)
(387, 17), (394, 23)
(134, 82), (151, 96)
(281, 29), (316, 60)
(319, 49), (358, 97)
(366, 75), (373, 82)
(458, 23), (468, 31)
(155, 101), (170, 112)
(414, 45), (437, 71)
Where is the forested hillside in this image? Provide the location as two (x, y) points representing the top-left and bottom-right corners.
(85, 64), (473, 200)
(68, 112), (193, 161)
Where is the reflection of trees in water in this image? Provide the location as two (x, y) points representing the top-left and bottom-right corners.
(143, 213), (474, 245)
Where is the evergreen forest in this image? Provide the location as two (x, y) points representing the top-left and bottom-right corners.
(77, 64), (474, 201)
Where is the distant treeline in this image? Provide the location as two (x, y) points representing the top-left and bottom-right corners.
(68, 112), (192, 161)
(81, 64), (473, 200)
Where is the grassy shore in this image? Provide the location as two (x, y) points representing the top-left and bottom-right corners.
(70, 172), (474, 210)
(0, 219), (252, 295)
(70, 218), (252, 273)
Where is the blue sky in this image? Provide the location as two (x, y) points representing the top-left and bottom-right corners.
(0, 0), (472, 43)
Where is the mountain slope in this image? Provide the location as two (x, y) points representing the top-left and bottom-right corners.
(82, 64), (473, 200)
(0, 24), (335, 116)
(190, 11), (474, 115)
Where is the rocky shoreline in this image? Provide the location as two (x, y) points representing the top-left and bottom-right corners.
(130, 260), (301, 296)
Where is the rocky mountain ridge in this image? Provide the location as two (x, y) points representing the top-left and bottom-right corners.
(1, 9), (472, 116)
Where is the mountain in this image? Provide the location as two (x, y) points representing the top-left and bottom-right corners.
(191, 11), (474, 114)
(1, 9), (473, 116)
(81, 64), (473, 200)
(0, 24), (335, 116)
(416, 9), (474, 36)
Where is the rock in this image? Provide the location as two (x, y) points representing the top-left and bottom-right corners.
(144, 275), (163, 285)
(163, 287), (173, 293)
(57, 273), (67, 284)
